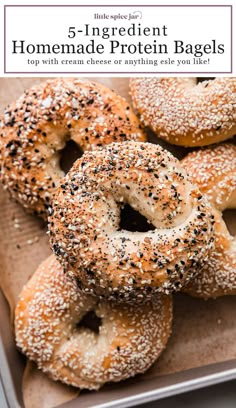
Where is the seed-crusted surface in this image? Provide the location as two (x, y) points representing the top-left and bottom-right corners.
(182, 144), (236, 298)
(15, 255), (172, 390)
(181, 144), (236, 211)
(0, 78), (145, 219)
(130, 78), (236, 147)
(49, 141), (215, 302)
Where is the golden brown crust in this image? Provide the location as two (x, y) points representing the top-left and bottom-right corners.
(181, 144), (236, 211)
(182, 144), (236, 298)
(184, 209), (236, 298)
(15, 255), (172, 390)
(0, 78), (145, 219)
(49, 141), (215, 302)
(130, 78), (236, 147)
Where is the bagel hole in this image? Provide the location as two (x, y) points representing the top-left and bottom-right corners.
(197, 77), (215, 86)
(76, 310), (102, 334)
(59, 140), (83, 174)
(119, 204), (155, 232)
(222, 210), (236, 236)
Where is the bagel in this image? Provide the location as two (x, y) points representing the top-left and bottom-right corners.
(0, 78), (145, 219)
(48, 141), (215, 302)
(130, 77), (236, 147)
(15, 255), (172, 390)
(182, 144), (236, 298)
(182, 144), (236, 211)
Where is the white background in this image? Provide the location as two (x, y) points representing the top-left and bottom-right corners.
(1, 0), (234, 76)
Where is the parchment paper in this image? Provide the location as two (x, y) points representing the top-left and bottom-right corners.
(0, 77), (236, 408)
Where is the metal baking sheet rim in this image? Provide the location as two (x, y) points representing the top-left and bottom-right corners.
(1, 334), (236, 408)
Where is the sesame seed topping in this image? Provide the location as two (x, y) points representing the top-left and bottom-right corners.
(15, 255), (172, 389)
(130, 78), (236, 147)
(182, 144), (236, 298)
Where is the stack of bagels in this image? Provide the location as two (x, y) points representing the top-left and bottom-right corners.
(0, 77), (235, 390)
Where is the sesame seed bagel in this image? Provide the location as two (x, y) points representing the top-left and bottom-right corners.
(15, 255), (172, 390)
(49, 141), (215, 302)
(130, 78), (236, 147)
(0, 78), (145, 220)
(182, 144), (236, 298)
(182, 144), (236, 211)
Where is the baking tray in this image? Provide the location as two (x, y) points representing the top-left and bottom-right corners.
(0, 77), (236, 408)
(1, 289), (236, 408)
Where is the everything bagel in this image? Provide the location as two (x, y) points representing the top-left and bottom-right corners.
(15, 255), (172, 390)
(49, 141), (215, 302)
(0, 78), (145, 219)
